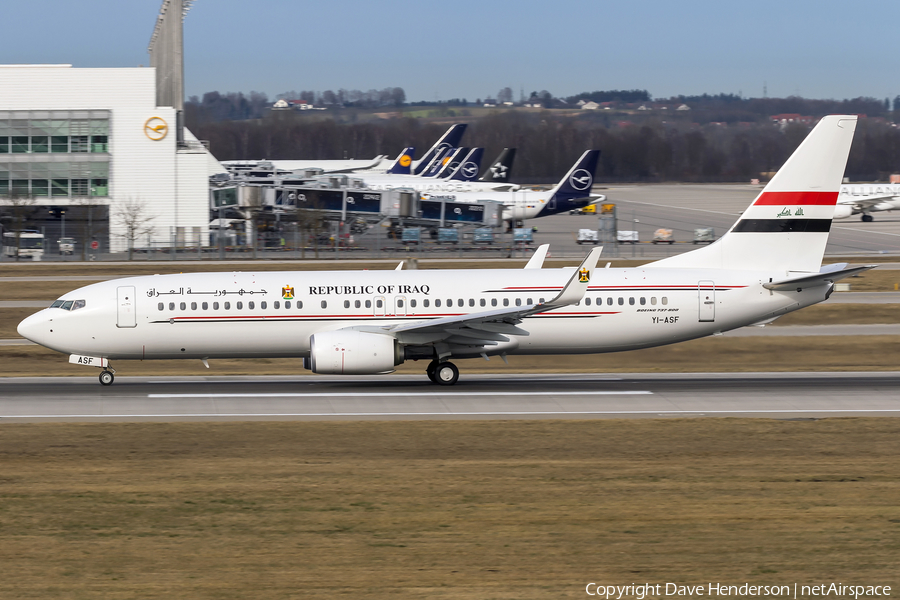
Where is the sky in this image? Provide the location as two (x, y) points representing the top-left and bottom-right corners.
(2, 0), (898, 104)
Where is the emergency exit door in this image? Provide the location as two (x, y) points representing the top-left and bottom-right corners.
(117, 286), (137, 328)
(698, 281), (715, 322)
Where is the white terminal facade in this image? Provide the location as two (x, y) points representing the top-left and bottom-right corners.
(0, 64), (225, 252)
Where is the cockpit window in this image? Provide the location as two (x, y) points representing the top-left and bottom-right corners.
(61, 300), (73, 310)
(72, 299), (86, 310)
(50, 300), (64, 308)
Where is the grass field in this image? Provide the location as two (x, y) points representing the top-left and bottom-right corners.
(0, 419), (897, 599)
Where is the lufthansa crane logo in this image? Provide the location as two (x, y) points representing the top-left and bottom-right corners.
(399, 154), (412, 167)
(569, 169), (592, 191)
(462, 162), (479, 178)
(144, 117), (168, 141)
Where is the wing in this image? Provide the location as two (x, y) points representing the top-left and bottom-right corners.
(839, 194), (898, 210)
(386, 247), (603, 350)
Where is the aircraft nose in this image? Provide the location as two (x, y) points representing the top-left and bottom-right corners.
(17, 311), (52, 345)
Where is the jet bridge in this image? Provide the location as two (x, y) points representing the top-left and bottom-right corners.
(271, 186), (504, 228)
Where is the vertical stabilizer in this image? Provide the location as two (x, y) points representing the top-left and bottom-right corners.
(478, 148), (516, 183)
(647, 115), (857, 273)
(422, 146), (456, 177)
(412, 123), (467, 175)
(385, 147), (415, 174)
(447, 148), (484, 181)
(433, 147), (470, 178)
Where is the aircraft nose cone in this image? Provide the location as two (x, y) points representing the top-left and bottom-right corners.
(17, 311), (51, 345)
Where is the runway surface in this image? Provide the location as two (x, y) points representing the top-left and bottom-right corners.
(1, 372), (898, 422)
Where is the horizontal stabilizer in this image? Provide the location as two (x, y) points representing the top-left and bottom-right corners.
(763, 265), (877, 291)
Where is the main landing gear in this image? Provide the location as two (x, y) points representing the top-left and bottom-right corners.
(99, 368), (115, 386)
(861, 214), (874, 222)
(426, 360), (459, 386)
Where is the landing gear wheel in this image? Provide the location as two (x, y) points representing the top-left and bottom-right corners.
(862, 214), (874, 222)
(434, 362), (459, 386)
(426, 360), (439, 384)
(99, 370), (114, 386)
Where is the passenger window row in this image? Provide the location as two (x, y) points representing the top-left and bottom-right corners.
(155, 295), (670, 313)
(157, 300), (305, 311)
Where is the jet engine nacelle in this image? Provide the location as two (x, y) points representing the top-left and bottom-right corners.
(832, 204), (854, 219)
(309, 330), (402, 374)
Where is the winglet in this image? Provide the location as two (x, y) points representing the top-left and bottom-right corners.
(542, 247), (602, 308)
(524, 244), (550, 269)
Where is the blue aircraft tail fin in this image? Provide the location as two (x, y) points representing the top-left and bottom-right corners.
(422, 146), (456, 177)
(385, 147), (415, 174)
(432, 147), (470, 178)
(447, 148), (484, 181)
(537, 150), (601, 216)
(412, 123), (467, 175)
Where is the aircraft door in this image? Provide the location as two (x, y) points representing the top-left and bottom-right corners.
(698, 281), (715, 322)
(117, 286), (137, 328)
(374, 296), (386, 317)
(394, 296), (407, 317)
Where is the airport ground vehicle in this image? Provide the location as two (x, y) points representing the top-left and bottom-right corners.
(2, 231), (44, 259)
(401, 228), (421, 245)
(693, 228), (715, 244)
(570, 204), (597, 215)
(58, 237), (76, 255)
(616, 230), (639, 244)
(652, 228), (674, 244)
(577, 229), (599, 245)
(472, 227), (494, 244)
(513, 228), (534, 245)
(437, 228), (459, 244)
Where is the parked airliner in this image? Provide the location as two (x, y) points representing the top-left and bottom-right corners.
(833, 184), (900, 221)
(361, 146), (514, 192)
(221, 124), (467, 175)
(18, 116), (868, 386)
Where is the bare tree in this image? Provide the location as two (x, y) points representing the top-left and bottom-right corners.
(114, 197), (155, 260)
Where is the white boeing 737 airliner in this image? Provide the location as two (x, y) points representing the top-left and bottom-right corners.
(18, 116), (869, 386)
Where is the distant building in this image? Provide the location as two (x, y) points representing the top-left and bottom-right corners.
(676, 104), (691, 111)
(273, 98), (290, 109)
(581, 101), (600, 110)
(483, 99), (497, 107)
(0, 64), (225, 253)
(770, 114), (814, 127)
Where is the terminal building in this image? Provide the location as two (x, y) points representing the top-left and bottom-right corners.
(0, 64), (225, 255)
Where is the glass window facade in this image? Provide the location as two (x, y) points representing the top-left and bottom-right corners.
(0, 110), (110, 198)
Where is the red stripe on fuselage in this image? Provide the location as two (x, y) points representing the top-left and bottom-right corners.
(753, 191), (838, 206)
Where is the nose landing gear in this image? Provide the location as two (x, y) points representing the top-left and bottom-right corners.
(426, 360), (459, 386)
(99, 368), (116, 386)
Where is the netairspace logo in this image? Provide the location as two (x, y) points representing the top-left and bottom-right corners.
(585, 583), (892, 599)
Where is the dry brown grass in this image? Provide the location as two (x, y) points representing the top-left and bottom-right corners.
(3, 335), (900, 378)
(0, 419), (897, 599)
